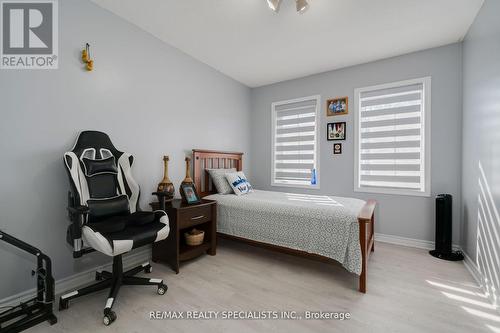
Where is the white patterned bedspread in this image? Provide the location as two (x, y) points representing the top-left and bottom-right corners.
(204, 190), (366, 275)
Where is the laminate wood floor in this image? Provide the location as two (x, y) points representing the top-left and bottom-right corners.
(27, 239), (498, 333)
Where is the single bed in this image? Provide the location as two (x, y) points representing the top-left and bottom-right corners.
(192, 149), (376, 293)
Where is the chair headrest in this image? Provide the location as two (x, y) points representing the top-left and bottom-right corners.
(70, 131), (122, 160)
(82, 156), (118, 177)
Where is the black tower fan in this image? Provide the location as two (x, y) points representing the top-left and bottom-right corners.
(429, 194), (464, 261)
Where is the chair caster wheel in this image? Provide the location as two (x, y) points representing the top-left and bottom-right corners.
(145, 265), (153, 274)
(157, 284), (167, 295)
(95, 272), (103, 281)
(59, 298), (69, 311)
(103, 311), (117, 326)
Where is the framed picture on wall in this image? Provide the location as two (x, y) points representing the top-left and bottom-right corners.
(327, 122), (346, 141)
(333, 143), (342, 155)
(326, 97), (348, 116)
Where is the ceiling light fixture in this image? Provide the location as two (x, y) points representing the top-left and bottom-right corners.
(296, 0), (309, 13)
(266, 0), (309, 14)
(267, 0), (281, 12)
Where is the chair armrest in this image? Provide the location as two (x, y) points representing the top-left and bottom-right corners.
(152, 191), (171, 198)
(152, 192), (173, 211)
(66, 205), (90, 258)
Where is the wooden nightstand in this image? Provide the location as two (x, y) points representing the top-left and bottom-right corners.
(151, 199), (216, 273)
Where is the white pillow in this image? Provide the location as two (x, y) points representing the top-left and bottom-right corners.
(207, 168), (236, 194)
(225, 172), (253, 196)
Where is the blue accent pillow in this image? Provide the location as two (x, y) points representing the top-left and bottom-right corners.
(225, 172), (253, 196)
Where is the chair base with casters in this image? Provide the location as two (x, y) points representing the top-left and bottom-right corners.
(59, 255), (167, 325)
(62, 131), (171, 326)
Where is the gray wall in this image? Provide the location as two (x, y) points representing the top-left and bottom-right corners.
(0, 0), (251, 299)
(461, 0), (500, 300)
(250, 44), (463, 244)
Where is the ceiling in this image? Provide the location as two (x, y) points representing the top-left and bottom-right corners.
(91, 0), (484, 87)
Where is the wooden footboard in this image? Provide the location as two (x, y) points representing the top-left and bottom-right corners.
(357, 200), (376, 293)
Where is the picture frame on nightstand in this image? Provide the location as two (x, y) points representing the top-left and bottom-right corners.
(180, 183), (201, 205)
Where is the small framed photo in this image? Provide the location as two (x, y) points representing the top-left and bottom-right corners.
(327, 122), (346, 141)
(326, 97), (348, 116)
(180, 183), (201, 205)
(333, 143), (342, 155)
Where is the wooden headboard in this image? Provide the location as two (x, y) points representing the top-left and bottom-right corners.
(192, 149), (243, 197)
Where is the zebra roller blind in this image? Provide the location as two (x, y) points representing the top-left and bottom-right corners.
(355, 78), (431, 196)
(272, 95), (320, 188)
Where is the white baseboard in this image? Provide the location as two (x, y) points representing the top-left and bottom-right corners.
(462, 250), (499, 311)
(462, 251), (482, 286)
(375, 233), (460, 251)
(0, 248), (152, 308)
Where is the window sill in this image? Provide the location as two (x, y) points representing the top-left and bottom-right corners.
(271, 182), (320, 190)
(354, 187), (431, 197)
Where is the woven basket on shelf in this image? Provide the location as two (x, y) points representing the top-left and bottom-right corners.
(184, 229), (205, 246)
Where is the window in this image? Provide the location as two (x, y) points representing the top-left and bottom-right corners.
(354, 77), (431, 196)
(271, 95), (320, 188)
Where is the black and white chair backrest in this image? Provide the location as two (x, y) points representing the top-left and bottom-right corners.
(64, 131), (140, 222)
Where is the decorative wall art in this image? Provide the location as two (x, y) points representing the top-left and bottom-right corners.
(326, 97), (348, 116)
(327, 122), (346, 141)
(333, 143), (342, 155)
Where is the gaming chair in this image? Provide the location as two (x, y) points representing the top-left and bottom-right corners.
(60, 131), (170, 326)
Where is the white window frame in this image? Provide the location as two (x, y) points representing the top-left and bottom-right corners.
(354, 77), (431, 197)
(271, 95), (321, 189)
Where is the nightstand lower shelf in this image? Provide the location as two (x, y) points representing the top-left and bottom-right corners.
(179, 242), (211, 261)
